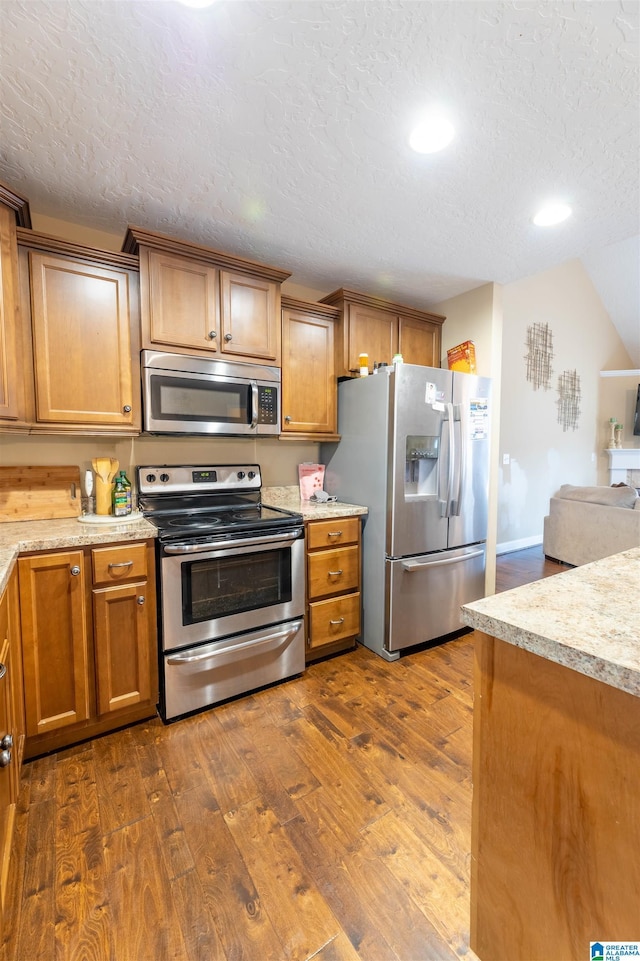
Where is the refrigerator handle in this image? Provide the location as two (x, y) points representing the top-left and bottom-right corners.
(443, 402), (456, 517)
(451, 404), (465, 516)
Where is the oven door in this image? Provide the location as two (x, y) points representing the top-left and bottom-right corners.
(160, 529), (305, 651)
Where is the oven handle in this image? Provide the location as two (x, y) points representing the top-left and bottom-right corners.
(163, 528), (303, 554)
(166, 619), (304, 665)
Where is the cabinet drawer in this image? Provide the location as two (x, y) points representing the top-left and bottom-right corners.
(307, 546), (359, 600)
(91, 543), (147, 585)
(308, 593), (361, 649)
(306, 517), (360, 550)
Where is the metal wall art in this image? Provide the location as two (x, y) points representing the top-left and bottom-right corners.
(525, 322), (554, 390)
(556, 369), (581, 431)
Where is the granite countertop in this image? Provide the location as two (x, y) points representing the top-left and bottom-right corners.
(0, 490), (367, 596)
(461, 547), (640, 698)
(262, 486), (368, 520)
(0, 514), (157, 595)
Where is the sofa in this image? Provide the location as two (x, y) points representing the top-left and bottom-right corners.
(543, 484), (640, 567)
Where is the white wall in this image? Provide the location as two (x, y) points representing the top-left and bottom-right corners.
(499, 259), (634, 552)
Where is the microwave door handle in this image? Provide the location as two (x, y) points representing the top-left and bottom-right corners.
(250, 382), (259, 429)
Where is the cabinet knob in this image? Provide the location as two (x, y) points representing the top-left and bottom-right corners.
(0, 750), (11, 768)
(284, 415), (291, 424)
(70, 565), (81, 576)
(208, 330), (217, 339)
(0, 734), (13, 751)
(224, 333), (233, 342)
(0, 664), (5, 680)
(137, 595), (145, 606)
(123, 405), (132, 413)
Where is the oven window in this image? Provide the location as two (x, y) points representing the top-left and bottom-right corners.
(151, 374), (250, 424)
(182, 548), (293, 624)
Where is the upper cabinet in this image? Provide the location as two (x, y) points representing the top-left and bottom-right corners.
(124, 227), (290, 366)
(319, 288), (445, 377)
(281, 296), (339, 440)
(0, 183), (31, 427)
(16, 231), (141, 432)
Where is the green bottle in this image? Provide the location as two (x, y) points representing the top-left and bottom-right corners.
(113, 470), (132, 516)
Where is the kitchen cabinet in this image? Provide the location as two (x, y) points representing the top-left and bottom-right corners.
(0, 566), (24, 940)
(319, 288), (445, 377)
(0, 182), (31, 428)
(18, 539), (158, 758)
(281, 296), (340, 440)
(16, 230), (141, 432)
(124, 226), (290, 366)
(305, 517), (361, 661)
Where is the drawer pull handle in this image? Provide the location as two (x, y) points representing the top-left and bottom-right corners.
(108, 561), (134, 570)
(327, 531), (343, 539)
(328, 569), (343, 576)
(329, 617), (345, 626)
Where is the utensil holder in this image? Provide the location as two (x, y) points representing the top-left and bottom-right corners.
(95, 477), (113, 515)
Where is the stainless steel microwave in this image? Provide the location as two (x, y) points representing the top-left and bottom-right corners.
(141, 350), (280, 436)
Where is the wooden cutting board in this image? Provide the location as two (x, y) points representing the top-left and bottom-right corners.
(0, 466), (82, 522)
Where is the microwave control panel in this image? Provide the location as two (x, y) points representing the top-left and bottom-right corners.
(257, 386), (278, 424)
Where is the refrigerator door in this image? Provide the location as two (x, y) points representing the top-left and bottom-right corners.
(388, 364), (452, 558)
(386, 544), (486, 653)
(447, 373), (492, 549)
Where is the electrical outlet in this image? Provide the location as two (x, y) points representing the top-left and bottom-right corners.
(502, 453), (510, 465)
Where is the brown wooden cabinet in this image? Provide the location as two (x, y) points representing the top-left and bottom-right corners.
(281, 296), (340, 439)
(18, 539), (158, 758)
(15, 231), (141, 432)
(0, 567), (24, 938)
(0, 183), (31, 427)
(305, 516), (361, 660)
(319, 288), (445, 377)
(124, 226), (290, 366)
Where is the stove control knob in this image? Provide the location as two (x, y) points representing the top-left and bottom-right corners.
(160, 473), (170, 483)
(146, 473), (156, 483)
(248, 471), (256, 479)
(237, 471), (245, 480)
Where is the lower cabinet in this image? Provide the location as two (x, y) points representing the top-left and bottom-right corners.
(18, 539), (158, 758)
(305, 517), (361, 661)
(0, 566), (23, 940)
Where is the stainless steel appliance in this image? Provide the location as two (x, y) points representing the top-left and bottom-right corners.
(321, 364), (491, 660)
(141, 350), (280, 436)
(137, 464), (305, 721)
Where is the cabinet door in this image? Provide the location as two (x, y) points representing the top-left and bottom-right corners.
(220, 270), (280, 364)
(147, 248), (219, 352)
(282, 307), (336, 434)
(398, 315), (441, 368)
(29, 252), (137, 427)
(93, 583), (152, 715)
(346, 303), (397, 374)
(0, 205), (21, 421)
(19, 551), (90, 736)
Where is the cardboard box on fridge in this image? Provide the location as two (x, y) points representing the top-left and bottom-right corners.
(447, 340), (476, 373)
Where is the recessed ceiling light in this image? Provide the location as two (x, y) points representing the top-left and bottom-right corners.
(533, 203), (572, 226)
(409, 111), (455, 154)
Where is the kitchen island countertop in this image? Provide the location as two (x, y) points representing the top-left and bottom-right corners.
(461, 546), (640, 697)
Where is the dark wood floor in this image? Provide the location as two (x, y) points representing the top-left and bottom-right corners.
(2, 547), (565, 961)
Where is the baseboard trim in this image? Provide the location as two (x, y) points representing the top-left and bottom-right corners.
(496, 535), (543, 556)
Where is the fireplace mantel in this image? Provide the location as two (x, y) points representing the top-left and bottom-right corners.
(606, 447), (640, 484)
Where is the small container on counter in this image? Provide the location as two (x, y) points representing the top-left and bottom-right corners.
(359, 352), (369, 376)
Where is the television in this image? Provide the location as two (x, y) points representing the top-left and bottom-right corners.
(634, 384), (640, 436)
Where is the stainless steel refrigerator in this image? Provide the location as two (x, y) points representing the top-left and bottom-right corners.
(321, 364), (491, 661)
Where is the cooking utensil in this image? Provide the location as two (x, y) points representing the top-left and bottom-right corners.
(92, 457), (119, 515)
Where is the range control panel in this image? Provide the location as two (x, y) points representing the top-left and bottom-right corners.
(137, 465), (262, 495)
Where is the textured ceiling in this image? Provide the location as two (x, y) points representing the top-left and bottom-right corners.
(1, 0), (639, 362)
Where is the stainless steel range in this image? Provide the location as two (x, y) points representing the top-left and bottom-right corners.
(138, 464), (305, 722)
